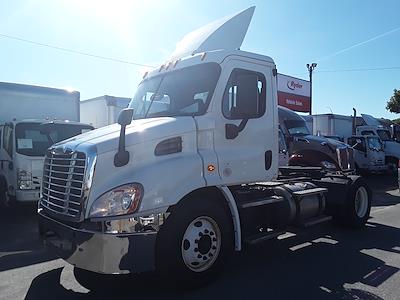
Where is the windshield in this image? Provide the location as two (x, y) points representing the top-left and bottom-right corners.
(377, 129), (391, 141)
(285, 120), (310, 136)
(367, 136), (383, 151)
(15, 123), (93, 156)
(129, 63), (221, 119)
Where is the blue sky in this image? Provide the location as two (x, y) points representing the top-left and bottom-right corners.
(1, 0), (399, 119)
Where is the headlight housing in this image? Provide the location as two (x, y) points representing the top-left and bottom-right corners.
(18, 170), (33, 190)
(89, 183), (143, 218)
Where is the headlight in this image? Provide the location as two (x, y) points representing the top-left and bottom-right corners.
(18, 170), (33, 190)
(89, 183), (143, 218)
(321, 161), (336, 170)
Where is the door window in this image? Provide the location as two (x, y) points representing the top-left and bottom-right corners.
(222, 69), (266, 120)
(3, 126), (13, 157)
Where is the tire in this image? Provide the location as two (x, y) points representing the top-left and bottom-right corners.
(155, 196), (233, 287)
(340, 178), (372, 228)
(0, 180), (10, 209)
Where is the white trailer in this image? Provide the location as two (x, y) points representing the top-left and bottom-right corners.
(0, 82), (93, 205)
(39, 7), (372, 286)
(80, 95), (130, 128)
(312, 114), (354, 138)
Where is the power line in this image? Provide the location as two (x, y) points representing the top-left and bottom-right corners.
(0, 33), (156, 68)
(317, 66), (400, 73)
(292, 66), (400, 77)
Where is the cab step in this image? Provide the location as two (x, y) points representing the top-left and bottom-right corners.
(245, 229), (286, 245)
(239, 196), (284, 209)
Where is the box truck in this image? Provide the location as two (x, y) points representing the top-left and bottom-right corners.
(80, 95), (130, 128)
(39, 7), (372, 285)
(0, 82), (94, 206)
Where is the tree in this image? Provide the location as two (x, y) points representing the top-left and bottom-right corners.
(386, 89), (400, 113)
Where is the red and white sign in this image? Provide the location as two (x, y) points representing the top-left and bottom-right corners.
(277, 74), (311, 113)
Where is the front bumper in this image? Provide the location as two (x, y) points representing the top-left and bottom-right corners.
(16, 189), (40, 202)
(38, 211), (158, 274)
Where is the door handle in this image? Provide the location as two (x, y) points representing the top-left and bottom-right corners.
(265, 150), (272, 170)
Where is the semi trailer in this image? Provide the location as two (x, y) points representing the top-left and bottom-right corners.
(39, 7), (372, 285)
(0, 82), (94, 205)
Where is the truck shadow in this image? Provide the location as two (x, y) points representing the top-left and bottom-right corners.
(0, 204), (57, 272)
(25, 221), (399, 300)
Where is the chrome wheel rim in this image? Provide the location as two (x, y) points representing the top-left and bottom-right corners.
(181, 216), (221, 273)
(355, 186), (369, 218)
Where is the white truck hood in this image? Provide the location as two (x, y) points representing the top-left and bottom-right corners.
(54, 117), (196, 154)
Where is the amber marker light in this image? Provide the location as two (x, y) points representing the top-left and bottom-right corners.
(207, 164), (215, 172)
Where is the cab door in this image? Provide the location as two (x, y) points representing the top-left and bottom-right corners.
(212, 58), (278, 185)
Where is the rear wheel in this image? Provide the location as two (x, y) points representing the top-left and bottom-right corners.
(156, 196), (233, 286)
(340, 178), (372, 228)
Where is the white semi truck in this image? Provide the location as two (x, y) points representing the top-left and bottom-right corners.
(312, 112), (394, 173)
(39, 7), (372, 284)
(0, 82), (94, 206)
(80, 95), (131, 128)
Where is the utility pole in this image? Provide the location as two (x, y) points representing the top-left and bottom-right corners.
(306, 63), (317, 115)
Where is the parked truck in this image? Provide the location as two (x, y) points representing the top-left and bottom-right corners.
(38, 7), (372, 285)
(80, 95), (131, 128)
(312, 112), (390, 173)
(0, 82), (94, 206)
(278, 106), (354, 172)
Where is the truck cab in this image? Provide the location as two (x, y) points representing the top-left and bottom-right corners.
(357, 115), (400, 174)
(278, 106), (354, 172)
(347, 135), (386, 174)
(38, 7), (371, 283)
(0, 120), (93, 205)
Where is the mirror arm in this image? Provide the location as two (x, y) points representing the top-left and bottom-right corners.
(114, 125), (129, 167)
(237, 118), (249, 132)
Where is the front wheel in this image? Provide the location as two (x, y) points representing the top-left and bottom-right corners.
(156, 197), (233, 286)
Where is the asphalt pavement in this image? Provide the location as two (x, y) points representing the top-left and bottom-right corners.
(0, 175), (399, 300)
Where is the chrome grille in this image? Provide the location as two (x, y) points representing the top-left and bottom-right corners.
(337, 147), (351, 170)
(41, 150), (86, 218)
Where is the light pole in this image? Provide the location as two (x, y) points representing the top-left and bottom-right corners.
(306, 63), (317, 115)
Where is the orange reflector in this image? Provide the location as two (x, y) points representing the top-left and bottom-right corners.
(207, 164), (215, 172)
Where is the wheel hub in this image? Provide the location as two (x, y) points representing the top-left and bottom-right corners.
(181, 216), (221, 272)
(198, 235), (212, 254)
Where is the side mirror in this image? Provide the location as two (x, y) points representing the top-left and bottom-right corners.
(225, 124), (239, 139)
(114, 108), (134, 167)
(118, 108), (133, 126)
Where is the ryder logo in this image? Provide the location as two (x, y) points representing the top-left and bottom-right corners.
(287, 80), (303, 91)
